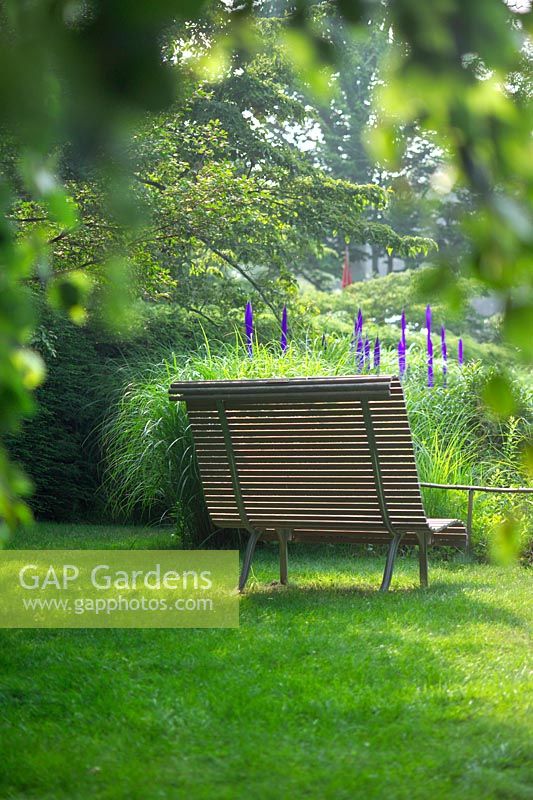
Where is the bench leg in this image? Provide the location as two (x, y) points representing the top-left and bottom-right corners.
(380, 533), (403, 592)
(238, 530), (261, 592)
(277, 529), (290, 585)
(416, 532), (429, 588)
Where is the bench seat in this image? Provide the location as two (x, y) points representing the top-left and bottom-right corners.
(169, 375), (467, 591)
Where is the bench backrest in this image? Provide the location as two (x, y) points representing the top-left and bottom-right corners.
(169, 376), (429, 536)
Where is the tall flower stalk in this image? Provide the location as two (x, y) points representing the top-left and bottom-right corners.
(427, 336), (434, 387)
(399, 309), (407, 378)
(245, 301), (253, 358)
(352, 309), (362, 349)
(398, 339), (406, 379)
(280, 305), (288, 353)
(364, 337), (370, 371)
(458, 338), (464, 367)
(441, 325), (447, 386)
(373, 337), (381, 373)
(356, 308), (363, 340)
(356, 337), (364, 373)
(426, 304), (433, 388)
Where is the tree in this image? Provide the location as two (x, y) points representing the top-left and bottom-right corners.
(291, 12), (471, 286)
(10, 25), (434, 319)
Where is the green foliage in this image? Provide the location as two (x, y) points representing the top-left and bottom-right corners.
(12, 76), (435, 310)
(368, 1), (533, 361)
(300, 268), (499, 339)
(1, 13), (436, 533)
(295, 269), (520, 374)
(102, 338), (532, 559)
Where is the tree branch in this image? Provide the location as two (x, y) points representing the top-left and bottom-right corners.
(48, 230), (71, 244)
(133, 174), (168, 192)
(193, 234), (281, 321)
(184, 306), (221, 327)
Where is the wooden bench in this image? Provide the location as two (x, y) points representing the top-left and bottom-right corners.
(169, 375), (467, 591)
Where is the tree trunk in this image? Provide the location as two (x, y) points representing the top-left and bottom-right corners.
(351, 250), (367, 282)
(371, 246), (379, 277)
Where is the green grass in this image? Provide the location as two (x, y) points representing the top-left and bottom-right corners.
(1, 523), (532, 800)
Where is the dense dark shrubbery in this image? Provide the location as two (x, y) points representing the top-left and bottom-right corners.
(6, 296), (207, 521)
(8, 307), (112, 520)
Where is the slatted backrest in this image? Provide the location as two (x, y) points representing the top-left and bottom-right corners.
(169, 376), (429, 535)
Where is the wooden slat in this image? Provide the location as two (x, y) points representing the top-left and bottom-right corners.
(171, 375), (392, 393)
(205, 487), (384, 496)
(171, 380), (392, 404)
(198, 466), (419, 475)
(203, 492), (424, 501)
(169, 374), (465, 544)
(265, 533), (464, 546)
(210, 507), (424, 519)
(210, 518), (413, 529)
(195, 442), (407, 451)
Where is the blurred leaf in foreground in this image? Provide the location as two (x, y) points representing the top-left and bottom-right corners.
(482, 373), (517, 419)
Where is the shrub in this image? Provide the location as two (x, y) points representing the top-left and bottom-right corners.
(296, 268), (515, 367)
(6, 297), (209, 522)
(7, 307), (109, 520)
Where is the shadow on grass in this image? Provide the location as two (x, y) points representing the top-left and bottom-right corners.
(239, 568), (528, 633)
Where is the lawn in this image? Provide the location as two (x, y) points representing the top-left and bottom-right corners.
(0, 523), (531, 800)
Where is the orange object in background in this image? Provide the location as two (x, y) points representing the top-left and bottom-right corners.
(341, 246), (352, 289)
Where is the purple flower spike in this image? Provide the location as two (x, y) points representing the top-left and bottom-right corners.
(427, 335), (434, 388)
(356, 337), (364, 373)
(401, 309), (406, 347)
(356, 308), (363, 339)
(398, 339), (406, 379)
(441, 325), (447, 386)
(280, 305), (288, 353)
(458, 338), (464, 367)
(373, 337), (381, 372)
(364, 337), (370, 370)
(426, 305), (433, 387)
(352, 308), (363, 352)
(245, 301), (253, 357)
